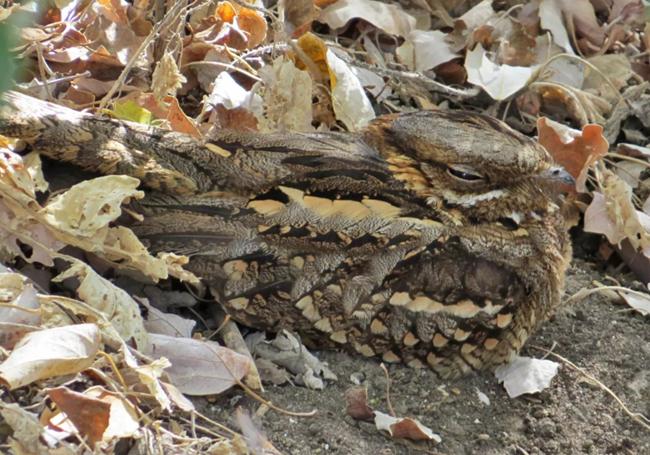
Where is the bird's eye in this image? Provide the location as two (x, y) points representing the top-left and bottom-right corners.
(446, 165), (483, 181)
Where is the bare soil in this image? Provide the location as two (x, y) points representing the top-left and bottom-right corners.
(198, 257), (650, 455)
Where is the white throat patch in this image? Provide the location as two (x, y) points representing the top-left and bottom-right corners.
(436, 189), (507, 207)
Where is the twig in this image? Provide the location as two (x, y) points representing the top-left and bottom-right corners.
(336, 52), (480, 99)
(530, 346), (650, 432)
(98, 0), (187, 111)
(379, 363), (396, 417)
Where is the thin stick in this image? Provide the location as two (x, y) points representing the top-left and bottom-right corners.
(530, 346), (650, 432)
(379, 363), (396, 417)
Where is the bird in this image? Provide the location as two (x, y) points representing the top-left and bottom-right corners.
(0, 93), (573, 378)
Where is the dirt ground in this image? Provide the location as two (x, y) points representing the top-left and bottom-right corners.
(198, 255), (650, 455)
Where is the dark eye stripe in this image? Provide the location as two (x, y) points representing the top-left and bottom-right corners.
(447, 167), (483, 181)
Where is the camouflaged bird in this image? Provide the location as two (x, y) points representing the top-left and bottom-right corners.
(0, 92), (573, 378)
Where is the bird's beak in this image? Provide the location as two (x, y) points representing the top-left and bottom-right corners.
(537, 166), (576, 198)
(540, 166), (575, 186)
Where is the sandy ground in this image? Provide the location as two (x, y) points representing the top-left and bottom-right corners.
(198, 257), (650, 455)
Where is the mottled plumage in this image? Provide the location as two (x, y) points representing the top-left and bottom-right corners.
(0, 92), (573, 377)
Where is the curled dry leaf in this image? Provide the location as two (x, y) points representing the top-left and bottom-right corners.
(539, 0), (574, 54)
(151, 53), (187, 101)
(327, 49), (375, 131)
(396, 30), (458, 72)
(374, 411), (442, 443)
(47, 386), (140, 446)
(536, 117), (609, 192)
(495, 356), (560, 398)
(319, 0), (416, 37)
(236, 408), (283, 455)
(255, 56), (314, 132)
(148, 333), (252, 396)
(0, 403), (51, 455)
(0, 271), (41, 349)
(42, 175), (143, 238)
(246, 330), (337, 390)
(344, 386), (374, 421)
(52, 258), (149, 350)
(584, 170), (650, 256)
(465, 45), (536, 100)
(0, 323), (100, 390)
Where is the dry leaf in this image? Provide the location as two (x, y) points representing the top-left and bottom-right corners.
(495, 356), (560, 398)
(236, 408), (282, 455)
(0, 323), (100, 390)
(0, 403), (50, 454)
(42, 175), (143, 238)
(246, 330), (337, 390)
(279, 0), (317, 37)
(583, 171), (650, 254)
(344, 386), (374, 421)
(319, 0), (416, 37)
(148, 333), (252, 395)
(374, 411), (441, 443)
(47, 386), (140, 445)
(539, 0), (574, 54)
(142, 299), (196, 338)
(52, 259), (149, 350)
(327, 49), (375, 131)
(0, 272), (41, 349)
(255, 57), (314, 132)
(536, 117), (609, 192)
(396, 30), (458, 72)
(465, 45), (535, 100)
(151, 53), (186, 101)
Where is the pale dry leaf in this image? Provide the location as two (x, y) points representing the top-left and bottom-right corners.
(319, 0), (416, 37)
(465, 45), (535, 100)
(148, 333), (252, 395)
(151, 53), (187, 101)
(142, 299), (196, 338)
(132, 357), (173, 411)
(161, 381), (196, 412)
(22, 152), (48, 193)
(396, 30), (458, 72)
(207, 71), (263, 115)
(584, 171), (650, 253)
(235, 408), (282, 455)
(455, 0), (496, 32)
(42, 175), (143, 239)
(52, 258), (149, 351)
(495, 356), (560, 398)
(374, 411), (442, 443)
(0, 272), (41, 349)
(255, 57), (314, 132)
(350, 65), (391, 102)
(0, 323), (100, 390)
(539, 0), (574, 54)
(0, 403), (49, 455)
(246, 330), (337, 390)
(619, 291), (650, 316)
(327, 49), (375, 131)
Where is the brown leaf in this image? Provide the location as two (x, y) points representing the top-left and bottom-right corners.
(344, 386), (374, 421)
(374, 411), (441, 443)
(47, 387), (110, 446)
(536, 118), (609, 192)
